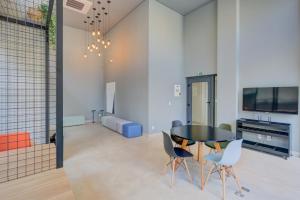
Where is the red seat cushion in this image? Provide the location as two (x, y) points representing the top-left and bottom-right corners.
(0, 132), (32, 152)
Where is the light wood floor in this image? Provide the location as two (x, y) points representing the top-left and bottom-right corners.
(64, 124), (300, 200)
(0, 144), (56, 183)
(0, 168), (75, 200)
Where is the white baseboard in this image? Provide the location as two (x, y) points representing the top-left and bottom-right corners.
(63, 115), (85, 127)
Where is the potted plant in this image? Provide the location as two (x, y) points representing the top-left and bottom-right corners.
(39, 3), (56, 48)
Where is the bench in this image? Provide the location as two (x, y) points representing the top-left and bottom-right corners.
(102, 116), (142, 138)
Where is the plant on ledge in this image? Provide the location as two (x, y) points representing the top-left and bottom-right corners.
(39, 3), (56, 48)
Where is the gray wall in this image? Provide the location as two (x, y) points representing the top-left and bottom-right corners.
(63, 26), (105, 121)
(216, 0), (240, 129)
(0, 21), (47, 143)
(184, 0), (300, 154)
(101, 0), (300, 154)
(104, 1), (149, 131)
(183, 0), (217, 77)
(148, 0), (185, 133)
(239, 0), (300, 154)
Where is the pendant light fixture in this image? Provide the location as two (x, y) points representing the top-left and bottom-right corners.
(83, 0), (112, 58)
(83, 20), (88, 58)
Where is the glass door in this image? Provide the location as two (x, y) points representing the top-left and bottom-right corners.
(187, 75), (216, 126)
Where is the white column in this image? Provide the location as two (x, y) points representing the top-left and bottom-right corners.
(216, 0), (240, 128)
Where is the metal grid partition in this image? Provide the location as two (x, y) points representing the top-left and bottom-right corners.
(0, 0), (63, 183)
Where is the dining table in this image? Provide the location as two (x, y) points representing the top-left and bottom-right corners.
(170, 125), (236, 190)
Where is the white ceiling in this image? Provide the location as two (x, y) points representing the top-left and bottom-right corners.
(64, 0), (144, 32)
(157, 0), (213, 15)
(63, 0), (213, 32)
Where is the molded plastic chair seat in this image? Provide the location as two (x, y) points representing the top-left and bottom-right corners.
(174, 147), (193, 157)
(205, 139), (243, 166)
(162, 131), (194, 186)
(204, 152), (223, 163)
(204, 139), (244, 199)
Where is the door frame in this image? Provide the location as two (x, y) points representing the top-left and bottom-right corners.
(186, 74), (217, 127)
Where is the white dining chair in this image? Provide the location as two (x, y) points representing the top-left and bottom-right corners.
(204, 139), (244, 200)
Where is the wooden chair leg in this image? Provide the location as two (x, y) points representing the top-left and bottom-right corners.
(231, 167), (243, 193)
(204, 164), (215, 188)
(183, 159), (192, 183)
(221, 167), (226, 200)
(175, 158), (182, 170)
(181, 139), (188, 150)
(214, 143), (222, 152)
(162, 158), (172, 175)
(171, 159), (176, 187)
(197, 143), (200, 161)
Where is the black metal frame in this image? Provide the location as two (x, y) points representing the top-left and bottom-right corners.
(186, 74), (216, 127)
(0, 0), (63, 183)
(45, 0), (54, 144)
(56, 0), (63, 168)
(0, 15), (47, 30)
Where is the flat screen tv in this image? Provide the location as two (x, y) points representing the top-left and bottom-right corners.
(243, 87), (299, 114)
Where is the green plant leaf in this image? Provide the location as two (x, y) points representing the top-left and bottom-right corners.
(39, 3), (56, 48)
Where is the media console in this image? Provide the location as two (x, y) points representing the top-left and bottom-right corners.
(236, 118), (291, 159)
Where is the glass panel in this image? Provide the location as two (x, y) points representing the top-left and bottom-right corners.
(192, 82), (208, 125)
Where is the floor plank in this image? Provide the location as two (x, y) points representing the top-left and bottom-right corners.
(0, 168), (75, 200)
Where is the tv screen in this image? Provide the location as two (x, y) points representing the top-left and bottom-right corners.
(243, 87), (299, 114)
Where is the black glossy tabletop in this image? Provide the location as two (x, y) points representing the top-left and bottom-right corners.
(171, 125), (236, 142)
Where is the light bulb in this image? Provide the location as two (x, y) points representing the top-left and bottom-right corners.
(97, 38), (101, 43)
(92, 44), (96, 49)
(101, 40), (105, 45)
(89, 48), (93, 52)
(104, 45), (107, 49)
(92, 31), (96, 36)
(95, 46), (98, 50)
(87, 45), (90, 50)
(97, 31), (100, 35)
(83, 54), (87, 58)
(107, 40), (111, 46)
(109, 59), (113, 63)
(98, 53), (101, 57)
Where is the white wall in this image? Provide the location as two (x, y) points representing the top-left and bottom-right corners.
(63, 26), (105, 121)
(104, 1), (149, 131)
(239, 0), (300, 153)
(148, 0), (185, 133)
(183, 0), (217, 77)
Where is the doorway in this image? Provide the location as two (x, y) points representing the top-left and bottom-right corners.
(187, 75), (216, 126)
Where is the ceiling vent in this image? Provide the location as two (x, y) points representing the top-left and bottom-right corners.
(63, 0), (92, 14)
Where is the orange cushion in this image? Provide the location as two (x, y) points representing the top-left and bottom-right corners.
(0, 132), (32, 152)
